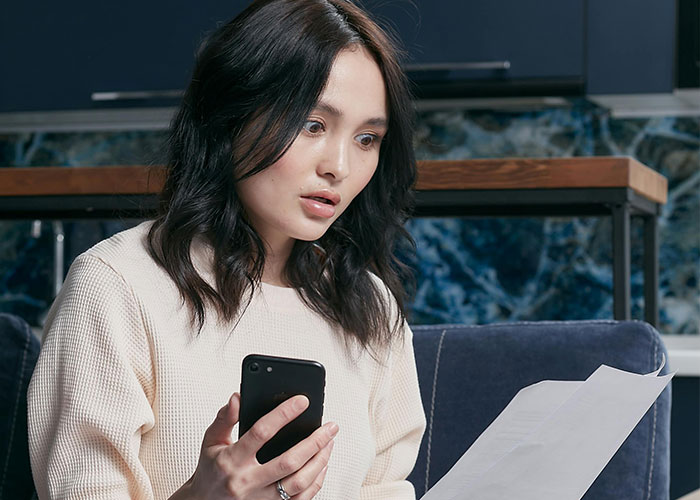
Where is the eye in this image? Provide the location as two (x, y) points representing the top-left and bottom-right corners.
(356, 133), (380, 149)
(303, 120), (325, 135)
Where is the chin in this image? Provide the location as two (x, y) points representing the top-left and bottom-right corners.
(291, 222), (334, 242)
(294, 230), (330, 242)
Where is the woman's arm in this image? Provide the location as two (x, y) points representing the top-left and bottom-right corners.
(360, 322), (427, 500)
(28, 253), (337, 500)
(28, 254), (156, 499)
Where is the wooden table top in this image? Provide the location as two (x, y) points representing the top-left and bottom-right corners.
(0, 156), (668, 205)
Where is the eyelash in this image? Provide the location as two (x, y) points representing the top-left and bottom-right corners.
(302, 120), (381, 151)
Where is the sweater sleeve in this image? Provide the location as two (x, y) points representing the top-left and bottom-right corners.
(28, 254), (156, 500)
(360, 321), (427, 500)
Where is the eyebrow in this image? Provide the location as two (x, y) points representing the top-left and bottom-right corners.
(314, 101), (388, 128)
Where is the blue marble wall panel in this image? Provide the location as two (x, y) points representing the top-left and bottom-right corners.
(406, 102), (699, 333)
(0, 101), (698, 333)
(2, 130), (167, 167)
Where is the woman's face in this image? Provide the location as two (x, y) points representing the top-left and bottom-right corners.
(235, 46), (387, 255)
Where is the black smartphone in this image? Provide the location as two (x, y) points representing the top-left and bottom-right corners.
(238, 354), (326, 464)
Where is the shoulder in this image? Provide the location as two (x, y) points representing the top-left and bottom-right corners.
(365, 271), (413, 354)
(366, 271), (395, 305)
(76, 221), (171, 287)
(57, 221), (181, 319)
(83, 221), (154, 269)
(366, 271), (405, 327)
(52, 222), (155, 309)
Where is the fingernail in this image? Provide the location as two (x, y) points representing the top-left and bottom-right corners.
(326, 422), (339, 436)
(293, 396), (309, 411)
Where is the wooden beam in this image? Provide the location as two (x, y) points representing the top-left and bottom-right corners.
(417, 157), (667, 204)
(0, 156), (668, 205)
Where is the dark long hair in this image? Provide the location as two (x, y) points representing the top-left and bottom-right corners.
(148, 0), (416, 350)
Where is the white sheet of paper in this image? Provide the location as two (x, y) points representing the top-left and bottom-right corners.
(421, 380), (583, 499)
(420, 363), (673, 500)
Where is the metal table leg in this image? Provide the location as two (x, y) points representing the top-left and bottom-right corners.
(644, 214), (660, 326)
(612, 204), (631, 320)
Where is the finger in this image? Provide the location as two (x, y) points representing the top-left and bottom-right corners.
(236, 395), (310, 457)
(294, 464), (329, 500)
(202, 393), (240, 448)
(274, 439), (334, 497)
(261, 421), (338, 483)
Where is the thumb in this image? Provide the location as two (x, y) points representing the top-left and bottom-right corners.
(203, 393), (240, 448)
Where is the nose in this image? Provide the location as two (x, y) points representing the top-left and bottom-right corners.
(317, 136), (350, 182)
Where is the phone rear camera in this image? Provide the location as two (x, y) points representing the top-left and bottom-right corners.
(250, 362), (259, 373)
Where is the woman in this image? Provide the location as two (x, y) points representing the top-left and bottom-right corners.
(28, 0), (426, 499)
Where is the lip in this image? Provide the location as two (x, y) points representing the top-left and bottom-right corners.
(300, 196), (336, 218)
(300, 190), (341, 206)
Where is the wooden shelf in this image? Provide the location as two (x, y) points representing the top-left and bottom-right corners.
(0, 156), (667, 205)
(418, 157), (667, 204)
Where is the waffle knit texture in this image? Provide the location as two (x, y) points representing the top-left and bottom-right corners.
(27, 222), (426, 500)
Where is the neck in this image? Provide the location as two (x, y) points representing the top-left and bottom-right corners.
(261, 238), (295, 287)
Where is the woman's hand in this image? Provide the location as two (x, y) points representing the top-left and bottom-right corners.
(170, 393), (338, 500)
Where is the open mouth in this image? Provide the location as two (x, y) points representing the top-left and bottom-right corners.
(304, 196), (335, 206)
(301, 190), (341, 207)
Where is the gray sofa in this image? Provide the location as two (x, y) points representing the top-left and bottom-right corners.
(1, 314), (670, 499)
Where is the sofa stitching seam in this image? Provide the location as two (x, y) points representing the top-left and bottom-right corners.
(424, 329), (446, 495)
(645, 341), (659, 500)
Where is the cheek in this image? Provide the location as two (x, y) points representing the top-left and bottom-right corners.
(356, 162), (379, 194)
(237, 173), (277, 216)
(340, 163), (379, 215)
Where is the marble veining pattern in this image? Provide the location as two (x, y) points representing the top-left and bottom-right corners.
(407, 102), (699, 333)
(0, 100), (698, 333)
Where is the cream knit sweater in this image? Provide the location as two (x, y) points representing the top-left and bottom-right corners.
(27, 222), (426, 500)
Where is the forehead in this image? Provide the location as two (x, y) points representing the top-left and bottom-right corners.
(316, 47), (387, 122)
